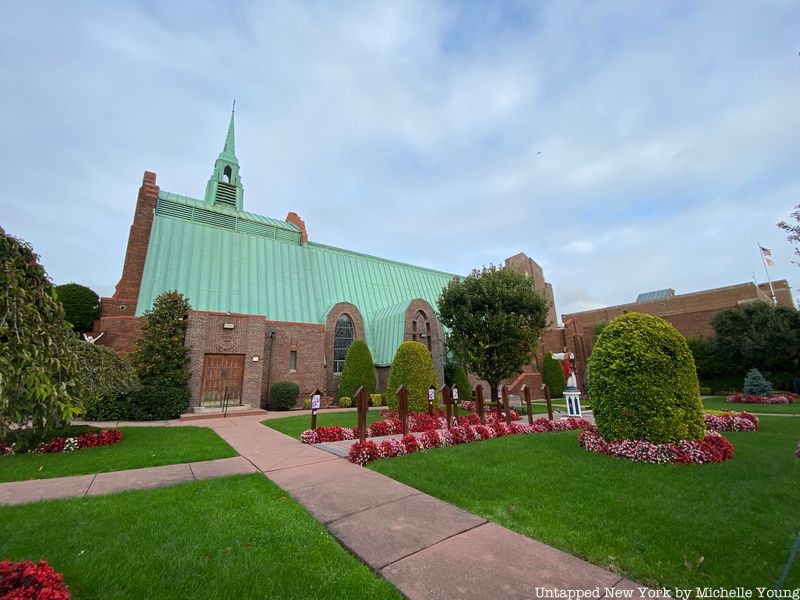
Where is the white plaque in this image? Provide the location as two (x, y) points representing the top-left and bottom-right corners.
(452, 387), (459, 400)
(311, 394), (321, 410)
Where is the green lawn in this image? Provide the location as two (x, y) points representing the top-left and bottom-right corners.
(703, 395), (800, 415)
(0, 474), (401, 599)
(262, 409), (384, 439)
(0, 427), (236, 483)
(370, 416), (800, 589)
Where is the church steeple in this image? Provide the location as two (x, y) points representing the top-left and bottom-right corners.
(204, 102), (244, 210)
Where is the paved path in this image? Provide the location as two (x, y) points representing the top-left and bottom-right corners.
(0, 456), (256, 506)
(199, 414), (646, 599)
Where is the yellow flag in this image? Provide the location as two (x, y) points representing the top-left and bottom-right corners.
(766, 258), (774, 266)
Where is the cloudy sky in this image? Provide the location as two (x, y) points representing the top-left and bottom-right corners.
(2, 1), (799, 319)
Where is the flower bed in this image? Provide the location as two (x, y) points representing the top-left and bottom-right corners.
(347, 417), (593, 465)
(34, 429), (123, 455)
(0, 559), (71, 599)
(579, 428), (735, 464)
(300, 408), (521, 444)
(726, 392), (798, 405)
(703, 411), (759, 432)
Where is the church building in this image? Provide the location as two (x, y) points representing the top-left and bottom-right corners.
(94, 110), (565, 409)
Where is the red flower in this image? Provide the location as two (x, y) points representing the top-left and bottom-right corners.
(0, 559), (71, 599)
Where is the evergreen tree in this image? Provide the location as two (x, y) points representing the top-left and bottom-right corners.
(742, 368), (773, 396)
(450, 365), (473, 402)
(338, 340), (376, 399)
(385, 341), (440, 411)
(542, 353), (566, 395)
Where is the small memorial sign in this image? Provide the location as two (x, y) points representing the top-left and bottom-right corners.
(428, 388), (435, 401)
(311, 394), (321, 410)
(452, 387), (459, 401)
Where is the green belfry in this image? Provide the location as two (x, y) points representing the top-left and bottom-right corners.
(204, 103), (244, 210)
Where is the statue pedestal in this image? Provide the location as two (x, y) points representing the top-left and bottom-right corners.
(564, 388), (582, 417)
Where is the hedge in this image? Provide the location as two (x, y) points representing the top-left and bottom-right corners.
(588, 312), (705, 444)
(542, 353), (566, 395)
(384, 341), (440, 411)
(450, 366), (473, 402)
(76, 342), (140, 421)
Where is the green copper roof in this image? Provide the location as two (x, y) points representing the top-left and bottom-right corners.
(137, 192), (457, 364)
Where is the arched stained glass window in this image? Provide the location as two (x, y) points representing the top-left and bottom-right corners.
(333, 314), (355, 374)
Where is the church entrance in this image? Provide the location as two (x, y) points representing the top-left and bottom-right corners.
(200, 354), (245, 407)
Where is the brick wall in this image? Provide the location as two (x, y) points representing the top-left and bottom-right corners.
(263, 320), (326, 407)
(91, 315), (143, 356)
(402, 299), (445, 390)
(504, 252), (558, 329)
(185, 311), (267, 409)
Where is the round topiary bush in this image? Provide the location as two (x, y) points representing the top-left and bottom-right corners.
(338, 340), (376, 399)
(270, 381), (300, 410)
(384, 341), (440, 411)
(55, 283), (100, 334)
(588, 312), (705, 444)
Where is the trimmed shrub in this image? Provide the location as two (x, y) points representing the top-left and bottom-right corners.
(303, 398), (312, 410)
(588, 312), (705, 444)
(384, 341), (440, 411)
(451, 366), (473, 402)
(55, 282), (100, 334)
(338, 340), (376, 399)
(339, 396), (352, 408)
(75, 342), (140, 421)
(270, 381), (299, 410)
(542, 353), (566, 395)
(128, 385), (190, 421)
(369, 394), (382, 407)
(743, 368), (772, 396)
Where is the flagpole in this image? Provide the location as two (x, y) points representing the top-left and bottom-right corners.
(757, 242), (777, 304)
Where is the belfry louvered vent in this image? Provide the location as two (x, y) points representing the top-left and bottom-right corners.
(155, 197), (302, 245)
(215, 182), (238, 207)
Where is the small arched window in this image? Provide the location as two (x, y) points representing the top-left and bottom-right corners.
(333, 314), (355, 374)
(223, 165), (232, 183)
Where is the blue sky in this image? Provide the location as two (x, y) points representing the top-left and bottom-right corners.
(2, 0), (799, 318)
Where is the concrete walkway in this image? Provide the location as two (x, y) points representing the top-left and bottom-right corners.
(199, 414), (645, 599)
(0, 456), (256, 505)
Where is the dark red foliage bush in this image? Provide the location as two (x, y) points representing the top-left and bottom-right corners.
(0, 559), (70, 599)
(402, 434), (419, 453)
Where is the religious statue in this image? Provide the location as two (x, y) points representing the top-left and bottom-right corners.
(550, 346), (577, 390)
(82, 332), (104, 344)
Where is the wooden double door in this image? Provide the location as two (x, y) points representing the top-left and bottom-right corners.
(200, 354), (245, 407)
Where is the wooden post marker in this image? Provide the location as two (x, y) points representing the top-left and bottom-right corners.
(521, 384), (533, 425)
(427, 385), (435, 416)
(451, 385), (459, 422)
(542, 383), (554, 420)
(441, 385), (452, 429)
(475, 384), (485, 425)
(397, 385), (409, 436)
(310, 388), (322, 430)
(356, 386), (369, 443)
(502, 385), (511, 425)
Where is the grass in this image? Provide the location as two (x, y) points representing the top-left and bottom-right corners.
(0, 426), (237, 483)
(703, 395), (800, 415)
(370, 416), (800, 589)
(262, 409), (385, 439)
(0, 474), (401, 599)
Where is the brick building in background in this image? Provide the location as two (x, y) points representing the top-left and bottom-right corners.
(94, 110), (564, 410)
(562, 280), (795, 357)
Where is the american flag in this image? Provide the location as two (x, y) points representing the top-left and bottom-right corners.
(759, 245), (772, 256)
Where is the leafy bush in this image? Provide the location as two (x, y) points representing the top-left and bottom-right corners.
(742, 368), (772, 396)
(450, 365), (473, 402)
(369, 394), (382, 407)
(0, 228), (81, 442)
(127, 385), (190, 421)
(75, 342), (139, 421)
(55, 282), (100, 334)
(0, 559), (71, 599)
(338, 340), (376, 399)
(303, 398), (313, 410)
(588, 312), (705, 444)
(270, 381), (299, 410)
(384, 341), (440, 411)
(699, 386), (711, 395)
(542, 353), (566, 394)
(339, 396), (352, 408)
